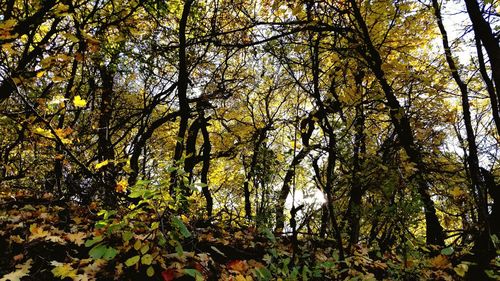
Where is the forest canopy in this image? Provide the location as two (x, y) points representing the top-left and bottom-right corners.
(0, 0), (500, 280)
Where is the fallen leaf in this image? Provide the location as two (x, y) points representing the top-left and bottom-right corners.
(66, 232), (87, 246)
(227, 260), (248, 273)
(0, 259), (32, 281)
(430, 255), (450, 269)
(161, 269), (177, 281)
(29, 224), (50, 240)
(51, 262), (77, 279)
(454, 263), (469, 277)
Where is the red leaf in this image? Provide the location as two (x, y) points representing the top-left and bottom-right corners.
(227, 260), (248, 272)
(161, 269), (176, 281)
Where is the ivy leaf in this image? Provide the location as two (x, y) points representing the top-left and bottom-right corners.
(125, 255), (140, 267)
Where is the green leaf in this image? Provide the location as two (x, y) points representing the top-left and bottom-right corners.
(441, 246), (454, 256)
(128, 190), (145, 198)
(172, 216), (191, 238)
(254, 267), (272, 281)
(140, 244), (150, 255)
(85, 236), (103, 247)
(184, 269), (203, 281)
(261, 228), (276, 243)
(103, 247), (118, 261)
(141, 254), (153, 265)
(158, 235), (166, 247)
(175, 241), (184, 257)
(95, 221), (107, 229)
(125, 255), (140, 267)
(146, 266), (155, 277)
(151, 222), (159, 230)
(89, 244), (107, 259)
(122, 231), (133, 242)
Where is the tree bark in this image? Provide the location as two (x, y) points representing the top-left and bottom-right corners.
(275, 146), (315, 231)
(464, 0), (500, 113)
(349, 0), (445, 245)
(97, 66), (117, 206)
(171, 0), (194, 196)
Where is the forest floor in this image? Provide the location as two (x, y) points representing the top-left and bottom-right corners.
(0, 191), (499, 281)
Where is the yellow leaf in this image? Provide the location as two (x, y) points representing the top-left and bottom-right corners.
(454, 263), (469, 277)
(54, 3), (69, 14)
(74, 273), (91, 281)
(115, 179), (128, 193)
(0, 259), (32, 281)
(63, 33), (79, 43)
(133, 239), (142, 250)
(235, 275), (247, 281)
(29, 224), (50, 240)
(73, 95), (87, 107)
(0, 19), (16, 31)
(34, 127), (54, 139)
(450, 187), (464, 198)
(430, 254), (450, 269)
(66, 232), (87, 246)
(51, 262), (77, 279)
(95, 160), (109, 170)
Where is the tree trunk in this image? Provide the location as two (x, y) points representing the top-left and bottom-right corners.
(171, 0), (193, 196)
(275, 146), (315, 231)
(464, 0), (500, 113)
(347, 99), (365, 249)
(199, 112), (213, 217)
(349, 0), (444, 245)
(97, 66), (117, 206)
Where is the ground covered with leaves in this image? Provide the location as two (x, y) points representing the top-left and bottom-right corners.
(0, 191), (498, 281)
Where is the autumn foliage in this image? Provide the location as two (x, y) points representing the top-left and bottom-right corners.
(1, 0), (500, 280)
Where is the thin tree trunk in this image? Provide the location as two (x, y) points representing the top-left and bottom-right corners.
(432, 0), (487, 229)
(200, 113), (213, 217)
(171, 0), (193, 196)
(97, 66), (117, 206)
(275, 146), (315, 231)
(464, 0), (500, 108)
(475, 35), (500, 137)
(347, 100), (365, 249)
(349, 0), (445, 245)
(433, 2), (492, 277)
